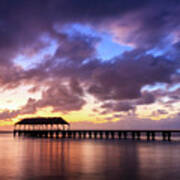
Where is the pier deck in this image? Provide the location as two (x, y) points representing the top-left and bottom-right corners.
(13, 129), (180, 141)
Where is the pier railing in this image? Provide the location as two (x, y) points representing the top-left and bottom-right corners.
(13, 129), (180, 141)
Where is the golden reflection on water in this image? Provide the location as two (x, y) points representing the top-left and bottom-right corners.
(0, 134), (180, 180)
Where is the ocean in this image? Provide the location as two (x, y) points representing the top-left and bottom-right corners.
(0, 134), (180, 180)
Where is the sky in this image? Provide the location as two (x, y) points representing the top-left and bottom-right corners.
(0, 0), (180, 130)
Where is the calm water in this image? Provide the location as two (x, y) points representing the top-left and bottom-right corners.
(1, 134), (180, 180)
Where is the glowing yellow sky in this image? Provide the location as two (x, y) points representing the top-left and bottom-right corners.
(0, 82), (178, 130)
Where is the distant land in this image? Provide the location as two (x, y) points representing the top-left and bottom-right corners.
(0, 131), (12, 134)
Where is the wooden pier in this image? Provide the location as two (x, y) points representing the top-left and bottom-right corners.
(13, 129), (180, 141)
(14, 117), (180, 141)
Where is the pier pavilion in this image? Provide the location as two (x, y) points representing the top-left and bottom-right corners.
(14, 117), (70, 131)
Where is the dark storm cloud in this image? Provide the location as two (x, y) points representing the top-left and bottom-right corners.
(99, 92), (155, 113)
(87, 53), (177, 101)
(0, 0), (179, 56)
(101, 101), (135, 113)
(0, 0), (147, 22)
(54, 33), (100, 63)
(0, 0), (179, 62)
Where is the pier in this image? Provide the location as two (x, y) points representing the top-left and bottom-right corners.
(13, 117), (180, 141)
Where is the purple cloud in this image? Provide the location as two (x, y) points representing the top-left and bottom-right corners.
(0, 0), (179, 127)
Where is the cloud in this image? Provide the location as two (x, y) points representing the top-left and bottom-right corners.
(152, 109), (168, 117)
(87, 52), (177, 102)
(0, 0), (179, 60)
(0, 34), (177, 118)
(99, 92), (155, 114)
(21, 80), (86, 113)
(136, 92), (155, 105)
(0, 110), (20, 120)
(54, 33), (100, 63)
(105, 1), (180, 49)
(0, 0), (179, 127)
(71, 115), (180, 130)
(101, 101), (135, 113)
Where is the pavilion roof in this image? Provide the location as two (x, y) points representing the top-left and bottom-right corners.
(15, 117), (69, 125)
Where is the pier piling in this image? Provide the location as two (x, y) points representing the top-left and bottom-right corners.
(13, 129), (179, 141)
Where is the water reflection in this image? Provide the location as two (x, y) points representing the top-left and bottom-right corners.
(0, 134), (180, 180)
